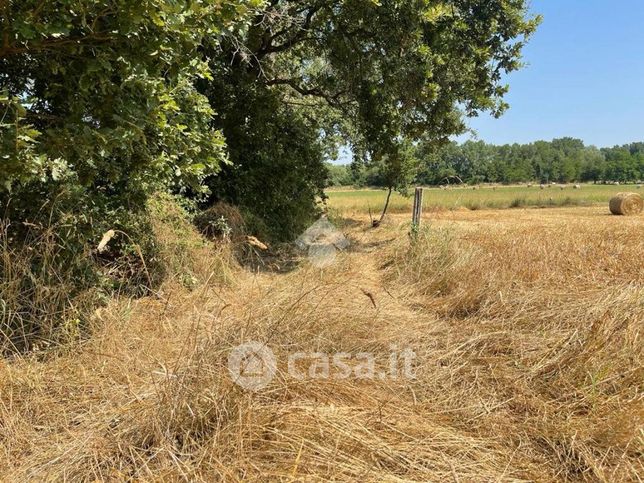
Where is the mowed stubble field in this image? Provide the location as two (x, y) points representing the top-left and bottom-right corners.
(0, 199), (642, 480)
(327, 183), (642, 213)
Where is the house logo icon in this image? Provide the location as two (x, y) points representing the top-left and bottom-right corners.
(295, 216), (349, 268)
(228, 342), (277, 391)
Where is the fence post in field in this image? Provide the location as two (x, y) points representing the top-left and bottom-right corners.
(411, 187), (423, 236)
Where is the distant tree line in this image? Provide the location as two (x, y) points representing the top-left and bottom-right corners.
(329, 138), (644, 187)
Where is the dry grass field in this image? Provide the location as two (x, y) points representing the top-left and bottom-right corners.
(327, 184), (642, 214)
(1, 204), (642, 480)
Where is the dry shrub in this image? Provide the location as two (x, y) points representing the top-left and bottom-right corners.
(193, 201), (300, 273)
(0, 221), (100, 353)
(194, 202), (246, 241)
(0, 194), (234, 354)
(193, 201), (279, 271)
(148, 194), (236, 289)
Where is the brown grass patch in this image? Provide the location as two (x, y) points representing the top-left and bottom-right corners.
(0, 207), (642, 480)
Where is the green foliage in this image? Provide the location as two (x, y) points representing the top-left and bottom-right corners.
(198, 0), (540, 227)
(0, 0), (258, 251)
(601, 145), (644, 182)
(333, 0), (541, 190)
(0, 1), (250, 197)
(201, 68), (329, 241)
(326, 163), (353, 187)
(414, 139), (644, 186)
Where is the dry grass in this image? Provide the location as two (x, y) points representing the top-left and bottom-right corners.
(0, 206), (642, 481)
(0, 221), (100, 353)
(327, 184), (642, 214)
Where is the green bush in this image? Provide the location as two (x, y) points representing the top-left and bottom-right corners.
(202, 77), (327, 242)
(0, 1), (258, 350)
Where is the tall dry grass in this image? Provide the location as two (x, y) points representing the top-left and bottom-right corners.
(0, 220), (101, 353)
(0, 207), (642, 481)
(0, 194), (236, 354)
(383, 211), (643, 481)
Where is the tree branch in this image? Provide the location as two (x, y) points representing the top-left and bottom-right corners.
(255, 4), (322, 60)
(0, 34), (114, 59)
(265, 77), (353, 110)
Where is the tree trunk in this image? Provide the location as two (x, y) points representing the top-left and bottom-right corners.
(372, 187), (392, 227)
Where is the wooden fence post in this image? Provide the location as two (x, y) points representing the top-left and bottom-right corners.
(412, 187), (423, 232)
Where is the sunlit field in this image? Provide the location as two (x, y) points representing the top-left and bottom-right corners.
(2, 201), (642, 480)
(4, 0), (644, 480)
(327, 183), (642, 213)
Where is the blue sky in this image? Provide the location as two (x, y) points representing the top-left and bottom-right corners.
(461, 0), (644, 148)
(333, 1), (644, 163)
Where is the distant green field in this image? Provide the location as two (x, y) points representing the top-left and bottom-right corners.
(326, 184), (642, 213)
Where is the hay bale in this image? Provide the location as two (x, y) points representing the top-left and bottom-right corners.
(609, 192), (643, 216)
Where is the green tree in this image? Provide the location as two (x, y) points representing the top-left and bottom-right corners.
(580, 147), (605, 183)
(602, 147), (638, 183)
(326, 164), (353, 187)
(202, 73), (329, 241)
(0, 1), (255, 197)
(0, 1), (257, 339)
(200, 0), (540, 227)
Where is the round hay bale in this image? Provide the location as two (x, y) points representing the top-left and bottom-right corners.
(609, 192), (643, 216)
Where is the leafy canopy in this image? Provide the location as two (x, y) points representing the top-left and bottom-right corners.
(0, 0), (261, 196)
(222, 0), (539, 191)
